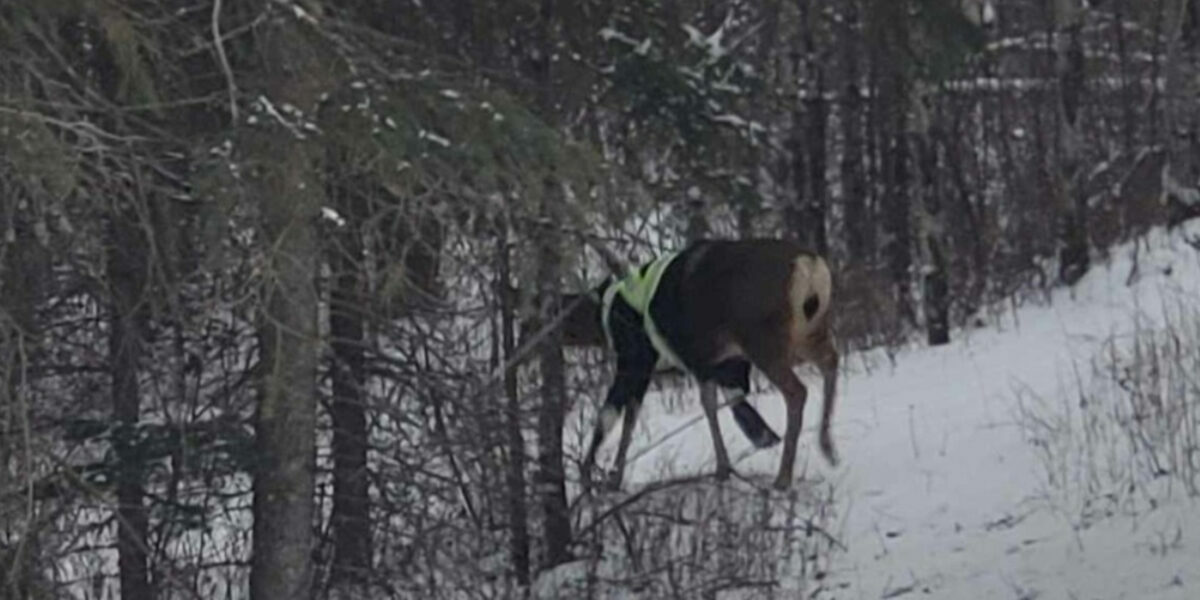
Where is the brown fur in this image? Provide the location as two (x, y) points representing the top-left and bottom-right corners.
(568, 240), (840, 490)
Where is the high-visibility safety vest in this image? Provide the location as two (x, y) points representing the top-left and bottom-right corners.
(600, 250), (684, 370)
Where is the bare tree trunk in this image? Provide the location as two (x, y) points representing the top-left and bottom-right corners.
(805, 90), (830, 254)
(530, 0), (572, 569)
(498, 236), (530, 586)
(883, 57), (907, 319)
(946, 105), (988, 313)
(740, 0), (782, 238)
(784, 19), (810, 246)
(803, 0), (830, 255)
(1115, 0), (1135, 152)
(534, 222), (572, 568)
(914, 97), (949, 346)
(108, 205), (152, 600)
(328, 179), (371, 586)
(885, 126), (914, 322)
(0, 197), (45, 526)
(786, 101), (809, 242)
(252, 147), (321, 600)
(533, 206), (572, 568)
(1054, 0), (1090, 285)
(1164, 0), (1200, 206)
(875, 0), (914, 323)
(84, 19), (154, 598)
(840, 0), (870, 263)
(249, 5), (328, 597)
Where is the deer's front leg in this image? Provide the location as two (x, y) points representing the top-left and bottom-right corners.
(698, 381), (733, 480)
(610, 394), (643, 490)
(587, 354), (654, 491)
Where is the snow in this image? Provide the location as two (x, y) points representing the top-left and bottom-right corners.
(321, 206), (346, 226)
(571, 222), (1200, 598)
(419, 129), (451, 147)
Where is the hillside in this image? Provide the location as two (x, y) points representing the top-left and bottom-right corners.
(569, 223), (1200, 599)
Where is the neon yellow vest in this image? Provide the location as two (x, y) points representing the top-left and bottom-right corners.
(600, 251), (684, 369)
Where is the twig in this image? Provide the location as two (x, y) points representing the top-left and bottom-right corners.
(573, 474), (710, 540)
(43, 452), (207, 600)
(212, 0), (239, 123)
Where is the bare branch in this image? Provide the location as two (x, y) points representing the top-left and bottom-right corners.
(212, 0), (239, 123)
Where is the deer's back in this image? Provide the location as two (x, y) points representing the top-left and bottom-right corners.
(649, 239), (828, 369)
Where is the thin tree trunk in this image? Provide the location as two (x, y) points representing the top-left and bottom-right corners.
(87, 19), (153, 598)
(1164, 0), (1200, 199)
(740, 0), (781, 239)
(1115, 0), (1135, 152)
(499, 236), (531, 586)
(249, 5), (328, 596)
(875, 0), (914, 322)
(252, 151), (321, 599)
(328, 179), (371, 585)
(0, 199), (45, 527)
(805, 84), (830, 255)
(840, 0), (869, 262)
(915, 103), (949, 346)
(108, 208), (152, 600)
(786, 102), (809, 242)
(886, 125), (914, 322)
(1054, 0), (1089, 285)
(532, 0), (572, 568)
(946, 105), (988, 312)
(534, 214), (572, 568)
(803, 0), (829, 255)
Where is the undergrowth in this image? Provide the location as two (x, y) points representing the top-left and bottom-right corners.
(1017, 295), (1200, 526)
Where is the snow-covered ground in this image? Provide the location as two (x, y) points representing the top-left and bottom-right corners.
(578, 223), (1200, 599)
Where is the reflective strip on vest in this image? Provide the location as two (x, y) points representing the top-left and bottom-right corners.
(600, 251), (684, 370)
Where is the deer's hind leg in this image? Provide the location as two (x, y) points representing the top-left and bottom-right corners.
(739, 334), (810, 490)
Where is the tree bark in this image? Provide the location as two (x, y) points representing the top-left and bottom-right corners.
(875, 0), (914, 322)
(249, 4), (328, 597)
(803, 0), (830, 255)
(83, 16), (155, 598)
(1054, 0), (1090, 285)
(108, 206), (152, 600)
(534, 213), (572, 569)
(499, 236), (531, 586)
(532, 0), (572, 569)
(1164, 0), (1200, 205)
(786, 102), (809, 243)
(252, 146), (321, 599)
(915, 102), (949, 346)
(328, 175), (371, 586)
(840, 0), (870, 263)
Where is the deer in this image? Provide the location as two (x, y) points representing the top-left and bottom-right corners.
(562, 238), (840, 491)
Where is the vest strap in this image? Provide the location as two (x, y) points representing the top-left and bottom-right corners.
(599, 251), (684, 369)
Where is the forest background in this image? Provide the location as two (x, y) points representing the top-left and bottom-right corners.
(2, 0), (1199, 597)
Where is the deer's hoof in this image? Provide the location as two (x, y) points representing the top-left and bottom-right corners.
(820, 430), (840, 466)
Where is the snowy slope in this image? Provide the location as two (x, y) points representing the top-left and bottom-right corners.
(581, 223), (1200, 599)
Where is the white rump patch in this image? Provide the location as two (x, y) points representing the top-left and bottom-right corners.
(789, 255), (832, 337)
